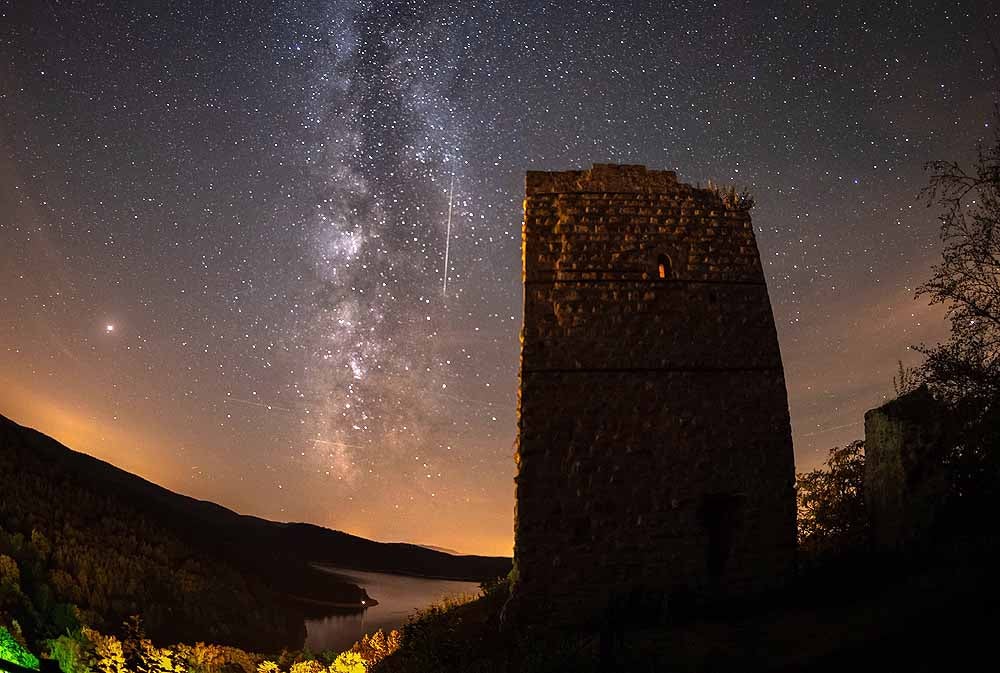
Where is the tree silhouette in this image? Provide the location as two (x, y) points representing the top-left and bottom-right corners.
(796, 440), (868, 558)
(917, 121), (1000, 403)
(914, 117), (1000, 503)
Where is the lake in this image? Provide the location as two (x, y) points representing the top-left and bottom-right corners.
(303, 566), (481, 653)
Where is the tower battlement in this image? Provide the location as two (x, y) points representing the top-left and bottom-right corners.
(526, 163), (679, 195)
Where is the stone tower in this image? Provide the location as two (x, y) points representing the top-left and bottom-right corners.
(510, 164), (796, 627)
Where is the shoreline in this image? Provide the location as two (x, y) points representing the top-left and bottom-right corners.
(285, 593), (379, 610)
(310, 562), (493, 584)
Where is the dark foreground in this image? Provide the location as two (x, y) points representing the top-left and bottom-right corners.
(374, 537), (1000, 673)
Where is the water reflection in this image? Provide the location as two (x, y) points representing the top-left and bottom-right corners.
(304, 566), (480, 653)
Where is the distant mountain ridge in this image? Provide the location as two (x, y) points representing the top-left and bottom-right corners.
(0, 413), (509, 579)
(0, 413), (510, 649)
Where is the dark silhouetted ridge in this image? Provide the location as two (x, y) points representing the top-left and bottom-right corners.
(0, 413), (510, 650)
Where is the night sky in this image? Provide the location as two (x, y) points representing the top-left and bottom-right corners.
(2, 0), (997, 556)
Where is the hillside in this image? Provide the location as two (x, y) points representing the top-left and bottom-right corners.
(0, 413), (510, 651)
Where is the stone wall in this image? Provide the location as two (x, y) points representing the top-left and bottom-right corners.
(864, 387), (950, 551)
(509, 164), (796, 628)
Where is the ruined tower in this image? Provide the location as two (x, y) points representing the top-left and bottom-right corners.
(510, 164), (796, 627)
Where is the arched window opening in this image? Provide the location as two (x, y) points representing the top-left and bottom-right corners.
(657, 254), (671, 280)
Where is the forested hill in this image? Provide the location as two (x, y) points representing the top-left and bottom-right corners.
(0, 413), (510, 650)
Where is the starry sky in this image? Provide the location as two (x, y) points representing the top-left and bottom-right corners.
(1, 0), (997, 556)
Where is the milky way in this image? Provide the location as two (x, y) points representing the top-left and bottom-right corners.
(1, 0), (997, 554)
(287, 3), (513, 523)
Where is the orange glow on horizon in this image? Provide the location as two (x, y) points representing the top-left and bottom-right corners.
(0, 378), (514, 557)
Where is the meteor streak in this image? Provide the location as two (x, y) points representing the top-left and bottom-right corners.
(443, 167), (455, 297)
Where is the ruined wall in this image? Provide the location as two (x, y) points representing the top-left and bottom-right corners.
(510, 164), (796, 627)
(864, 387), (949, 551)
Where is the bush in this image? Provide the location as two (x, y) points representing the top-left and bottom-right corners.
(796, 440), (868, 559)
(0, 625), (40, 670)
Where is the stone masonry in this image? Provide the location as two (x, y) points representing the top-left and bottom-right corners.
(509, 164), (796, 628)
(864, 387), (949, 551)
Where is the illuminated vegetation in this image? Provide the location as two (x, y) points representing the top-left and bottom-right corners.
(0, 496), (402, 673)
(704, 180), (755, 210)
(0, 606), (401, 673)
(0, 626), (39, 670)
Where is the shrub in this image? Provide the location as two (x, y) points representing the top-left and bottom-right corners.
(796, 440), (868, 559)
(0, 625), (40, 670)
